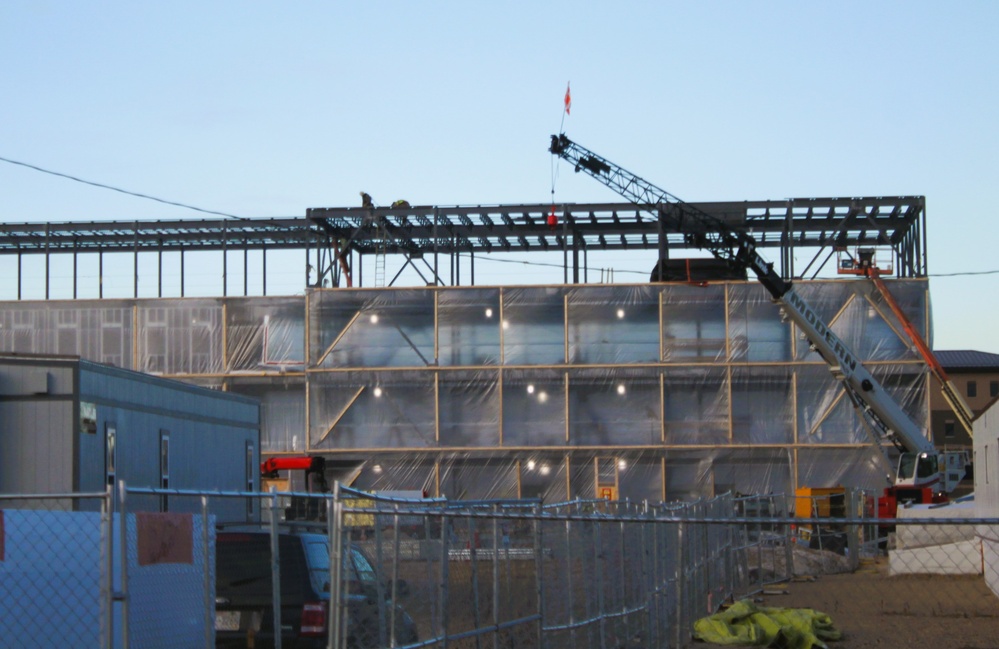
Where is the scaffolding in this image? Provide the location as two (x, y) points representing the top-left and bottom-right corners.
(0, 277), (933, 502)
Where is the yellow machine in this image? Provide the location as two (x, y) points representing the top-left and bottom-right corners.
(793, 486), (846, 545)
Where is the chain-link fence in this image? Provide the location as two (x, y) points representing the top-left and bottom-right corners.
(3, 486), (999, 648)
(0, 491), (114, 649)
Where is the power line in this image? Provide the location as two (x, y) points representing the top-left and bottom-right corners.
(5, 155), (998, 281)
(463, 252), (999, 279)
(0, 154), (290, 223)
(929, 269), (999, 278)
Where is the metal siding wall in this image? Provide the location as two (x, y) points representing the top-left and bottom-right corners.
(0, 363), (76, 495)
(78, 364), (260, 519)
(0, 400), (74, 494)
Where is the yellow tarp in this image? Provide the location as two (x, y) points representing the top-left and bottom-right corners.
(693, 599), (841, 649)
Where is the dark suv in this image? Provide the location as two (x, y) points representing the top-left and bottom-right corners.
(215, 528), (418, 648)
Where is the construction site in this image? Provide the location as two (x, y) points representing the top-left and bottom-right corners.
(0, 133), (965, 506)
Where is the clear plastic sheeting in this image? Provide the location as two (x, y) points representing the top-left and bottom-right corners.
(310, 289), (435, 368)
(661, 284), (727, 363)
(663, 367), (729, 445)
(501, 287), (567, 365)
(228, 377), (306, 453)
(438, 370), (500, 447)
(567, 285), (660, 364)
(0, 300), (135, 369)
(0, 278), (936, 501)
(796, 446), (892, 491)
(568, 368), (661, 446)
(795, 364), (864, 444)
(792, 279), (926, 363)
(309, 370), (437, 450)
(731, 366), (794, 444)
(225, 297), (304, 372)
(727, 284), (792, 362)
(437, 288), (501, 366)
(438, 455), (520, 500)
(501, 369), (566, 446)
(137, 299), (223, 375)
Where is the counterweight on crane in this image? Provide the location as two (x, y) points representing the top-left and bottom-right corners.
(548, 133), (968, 508)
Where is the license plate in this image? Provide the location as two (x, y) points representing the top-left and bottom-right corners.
(215, 611), (241, 632)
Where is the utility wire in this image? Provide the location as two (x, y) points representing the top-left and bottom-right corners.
(0, 154), (295, 226)
(5, 155), (997, 281)
(929, 269), (999, 278)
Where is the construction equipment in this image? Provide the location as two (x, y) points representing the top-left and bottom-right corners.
(838, 247), (974, 436)
(261, 455), (330, 520)
(548, 133), (968, 515)
(866, 269), (975, 437)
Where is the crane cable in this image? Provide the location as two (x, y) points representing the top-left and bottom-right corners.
(549, 81), (571, 230)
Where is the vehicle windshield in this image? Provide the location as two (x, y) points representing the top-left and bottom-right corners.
(304, 538), (330, 593)
(350, 548), (378, 585)
(897, 453), (937, 481)
(303, 540), (380, 592)
(897, 453), (917, 480)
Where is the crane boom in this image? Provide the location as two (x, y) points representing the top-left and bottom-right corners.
(549, 133), (961, 493)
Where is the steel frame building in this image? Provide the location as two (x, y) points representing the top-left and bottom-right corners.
(0, 197), (933, 502)
(0, 197), (927, 297)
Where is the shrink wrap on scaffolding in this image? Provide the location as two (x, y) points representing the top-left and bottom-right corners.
(0, 278), (934, 502)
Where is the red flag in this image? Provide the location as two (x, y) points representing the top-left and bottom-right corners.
(548, 205), (558, 230)
(564, 83), (571, 115)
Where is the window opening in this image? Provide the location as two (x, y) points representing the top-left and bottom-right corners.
(160, 430), (170, 512)
(105, 423), (117, 513)
(245, 442), (256, 518)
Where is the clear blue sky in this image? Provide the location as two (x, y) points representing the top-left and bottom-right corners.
(2, 2), (997, 352)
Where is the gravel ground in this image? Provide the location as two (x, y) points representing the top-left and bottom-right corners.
(695, 555), (999, 649)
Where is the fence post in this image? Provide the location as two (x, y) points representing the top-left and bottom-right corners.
(118, 480), (130, 649)
(329, 485), (343, 649)
(202, 495), (212, 649)
(391, 504), (402, 649)
(783, 495), (794, 582)
(847, 487), (860, 571)
(440, 511), (450, 649)
(491, 506), (501, 649)
(640, 503), (653, 649)
(594, 513), (606, 649)
(619, 517), (630, 645)
(269, 486), (282, 649)
(564, 515), (576, 648)
(102, 485), (113, 649)
(673, 519), (685, 649)
(468, 516), (482, 649)
(533, 503), (545, 649)
(374, 508), (387, 648)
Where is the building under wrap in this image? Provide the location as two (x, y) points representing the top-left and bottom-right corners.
(0, 276), (932, 502)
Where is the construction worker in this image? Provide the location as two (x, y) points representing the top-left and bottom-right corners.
(360, 191), (373, 209)
(391, 199), (411, 209)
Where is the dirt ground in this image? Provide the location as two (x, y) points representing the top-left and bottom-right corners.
(697, 556), (999, 649)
